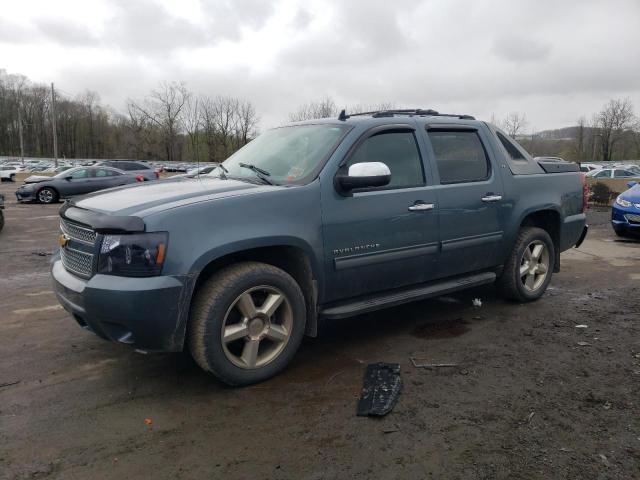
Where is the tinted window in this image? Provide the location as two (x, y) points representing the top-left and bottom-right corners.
(95, 168), (118, 177)
(347, 131), (424, 189)
(496, 132), (526, 161)
(125, 162), (149, 170)
(428, 130), (489, 184)
(594, 170), (610, 178)
(69, 168), (90, 179)
(614, 170), (633, 178)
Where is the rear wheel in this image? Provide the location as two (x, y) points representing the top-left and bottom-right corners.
(37, 187), (58, 204)
(9, 174), (15, 182)
(189, 262), (306, 386)
(498, 227), (555, 302)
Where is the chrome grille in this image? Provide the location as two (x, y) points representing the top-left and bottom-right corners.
(60, 247), (94, 278)
(60, 219), (97, 245)
(59, 218), (96, 278)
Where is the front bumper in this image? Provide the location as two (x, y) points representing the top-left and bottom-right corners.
(611, 205), (640, 234)
(52, 257), (190, 352)
(15, 188), (36, 202)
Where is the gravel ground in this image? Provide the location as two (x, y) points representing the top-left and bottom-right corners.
(0, 182), (639, 480)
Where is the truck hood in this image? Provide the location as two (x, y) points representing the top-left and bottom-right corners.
(71, 176), (275, 216)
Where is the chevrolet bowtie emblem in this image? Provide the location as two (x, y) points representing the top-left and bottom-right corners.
(59, 234), (70, 248)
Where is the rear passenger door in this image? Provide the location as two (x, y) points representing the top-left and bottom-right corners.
(423, 125), (506, 277)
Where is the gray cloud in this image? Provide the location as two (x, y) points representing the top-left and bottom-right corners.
(33, 18), (98, 46)
(492, 35), (551, 62)
(2, 0), (639, 130)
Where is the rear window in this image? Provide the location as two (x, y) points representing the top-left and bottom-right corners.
(427, 130), (490, 184)
(496, 132), (526, 161)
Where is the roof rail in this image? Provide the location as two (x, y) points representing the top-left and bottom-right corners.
(337, 108), (475, 121)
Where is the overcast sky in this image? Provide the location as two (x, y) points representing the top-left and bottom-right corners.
(1, 0), (639, 131)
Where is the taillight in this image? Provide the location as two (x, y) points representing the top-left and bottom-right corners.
(581, 173), (589, 213)
(135, 175), (144, 182)
(154, 170), (160, 179)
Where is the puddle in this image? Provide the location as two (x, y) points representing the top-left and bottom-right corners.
(411, 317), (470, 339)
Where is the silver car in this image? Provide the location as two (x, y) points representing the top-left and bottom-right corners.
(15, 166), (142, 204)
(95, 161), (160, 181)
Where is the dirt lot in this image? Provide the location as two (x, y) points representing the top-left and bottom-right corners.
(1, 181), (639, 480)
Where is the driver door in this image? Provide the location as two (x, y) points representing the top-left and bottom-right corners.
(321, 125), (440, 302)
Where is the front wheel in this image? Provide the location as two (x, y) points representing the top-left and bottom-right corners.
(498, 227), (555, 302)
(37, 187), (58, 204)
(188, 262), (306, 386)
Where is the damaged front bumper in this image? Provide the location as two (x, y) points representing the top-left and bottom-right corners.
(52, 256), (191, 352)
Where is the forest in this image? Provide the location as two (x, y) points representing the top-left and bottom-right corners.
(1, 69), (638, 163)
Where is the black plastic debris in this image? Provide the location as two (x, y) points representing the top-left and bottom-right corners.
(357, 362), (403, 417)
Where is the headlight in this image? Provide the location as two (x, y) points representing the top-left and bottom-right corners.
(98, 232), (168, 277)
(616, 197), (632, 208)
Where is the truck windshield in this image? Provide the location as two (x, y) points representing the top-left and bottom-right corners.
(212, 124), (349, 185)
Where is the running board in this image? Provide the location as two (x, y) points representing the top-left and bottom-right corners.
(319, 271), (496, 320)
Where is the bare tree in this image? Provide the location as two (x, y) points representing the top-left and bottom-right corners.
(593, 98), (635, 162)
(213, 95), (239, 160)
(181, 95), (201, 162)
(503, 112), (528, 138)
(235, 100), (258, 149)
(130, 81), (190, 162)
(573, 116), (587, 161)
(289, 96), (337, 121)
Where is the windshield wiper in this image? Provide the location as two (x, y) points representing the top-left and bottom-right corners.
(239, 163), (273, 185)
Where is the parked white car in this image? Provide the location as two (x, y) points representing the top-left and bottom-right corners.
(579, 162), (602, 173)
(0, 166), (20, 182)
(587, 168), (640, 179)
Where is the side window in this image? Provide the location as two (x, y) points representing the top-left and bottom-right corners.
(594, 170), (609, 178)
(427, 130), (490, 184)
(346, 130), (424, 189)
(70, 169), (90, 179)
(615, 170), (632, 178)
(496, 132), (526, 161)
(95, 169), (118, 177)
(122, 162), (146, 171)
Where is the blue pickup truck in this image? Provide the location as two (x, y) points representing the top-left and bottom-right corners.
(52, 109), (588, 385)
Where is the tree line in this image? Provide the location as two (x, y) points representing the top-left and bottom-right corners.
(1, 68), (638, 163)
(0, 70), (258, 163)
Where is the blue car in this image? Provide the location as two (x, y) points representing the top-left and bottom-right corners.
(612, 181), (640, 237)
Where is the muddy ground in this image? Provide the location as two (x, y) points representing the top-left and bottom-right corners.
(1, 180), (639, 480)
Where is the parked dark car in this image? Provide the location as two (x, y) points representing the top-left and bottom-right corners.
(16, 166), (142, 204)
(95, 161), (160, 181)
(52, 109), (588, 386)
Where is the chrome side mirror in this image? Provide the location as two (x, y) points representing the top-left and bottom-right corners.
(336, 162), (391, 193)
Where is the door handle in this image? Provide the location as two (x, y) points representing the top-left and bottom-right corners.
(408, 202), (435, 211)
(481, 195), (503, 203)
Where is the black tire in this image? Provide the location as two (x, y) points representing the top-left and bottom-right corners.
(497, 227), (555, 302)
(188, 261), (306, 386)
(37, 187), (58, 204)
(0, 210), (4, 232)
(10, 174), (15, 182)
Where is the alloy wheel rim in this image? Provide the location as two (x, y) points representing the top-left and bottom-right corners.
(520, 240), (550, 292)
(220, 285), (293, 369)
(39, 189), (53, 203)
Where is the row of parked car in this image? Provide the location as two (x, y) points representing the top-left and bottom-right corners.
(4, 159), (222, 204)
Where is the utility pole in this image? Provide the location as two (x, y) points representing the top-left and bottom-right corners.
(51, 82), (58, 168)
(18, 97), (25, 166)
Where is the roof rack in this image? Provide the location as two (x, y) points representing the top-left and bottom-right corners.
(337, 108), (475, 121)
